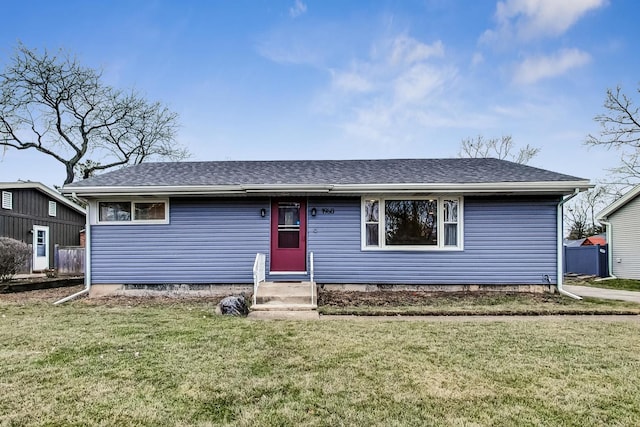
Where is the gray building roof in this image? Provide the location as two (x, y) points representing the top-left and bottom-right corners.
(597, 183), (640, 220)
(1, 181), (86, 214)
(67, 158), (586, 188)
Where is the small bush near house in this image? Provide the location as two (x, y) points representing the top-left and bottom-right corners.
(0, 237), (31, 282)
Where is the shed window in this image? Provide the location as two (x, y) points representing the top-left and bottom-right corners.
(361, 196), (462, 250)
(2, 191), (12, 210)
(98, 200), (168, 224)
(48, 201), (57, 217)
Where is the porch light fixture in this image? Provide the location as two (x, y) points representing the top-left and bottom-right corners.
(311, 207), (317, 217)
(260, 208), (266, 218)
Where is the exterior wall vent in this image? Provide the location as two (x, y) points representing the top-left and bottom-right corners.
(1, 191), (12, 210)
(49, 200), (57, 217)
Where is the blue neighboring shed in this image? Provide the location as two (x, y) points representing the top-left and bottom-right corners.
(62, 158), (590, 293)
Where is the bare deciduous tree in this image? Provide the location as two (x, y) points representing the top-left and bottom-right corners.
(587, 85), (640, 189)
(458, 135), (540, 164)
(565, 185), (611, 239)
(0, 43), (188, 185)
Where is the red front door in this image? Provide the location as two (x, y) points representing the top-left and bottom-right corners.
(270, 200), (306, 272)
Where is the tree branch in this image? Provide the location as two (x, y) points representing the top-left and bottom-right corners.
(0, 42), (188, 185)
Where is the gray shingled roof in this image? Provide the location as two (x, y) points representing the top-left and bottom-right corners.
(66, 158), (585, 188)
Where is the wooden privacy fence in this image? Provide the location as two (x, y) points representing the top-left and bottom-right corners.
(54, 245), (85, 275)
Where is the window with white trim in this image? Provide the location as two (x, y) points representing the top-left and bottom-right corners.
(362, 196), (462, 250)
(48, 201), (57, 217)
(2, 191), (12, 210)
(98, 200), (168, 223)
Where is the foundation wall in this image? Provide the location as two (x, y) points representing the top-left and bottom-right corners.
(89, 283), (253, 298)
(319, 283), (556, 293)
(88, 282), (556, 298)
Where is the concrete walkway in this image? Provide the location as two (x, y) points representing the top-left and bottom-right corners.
(12, 273), (47, 280)
(564, 284), (640, 303)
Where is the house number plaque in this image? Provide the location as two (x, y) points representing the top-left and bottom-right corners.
(322, 208), (334, 214)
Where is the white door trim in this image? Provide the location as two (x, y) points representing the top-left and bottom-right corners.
(33, 225), (50, 271)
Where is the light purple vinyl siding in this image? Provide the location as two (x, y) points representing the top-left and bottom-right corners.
(90, 195), (559, 285)
(91, 198), (270, 283)
(307, 196), (558, 285)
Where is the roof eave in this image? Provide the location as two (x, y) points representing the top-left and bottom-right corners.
(329, 181), (592, 194)
(1, 181), (86, 214)
(62, 180), (592, 197)
(596, 183), (640, 220)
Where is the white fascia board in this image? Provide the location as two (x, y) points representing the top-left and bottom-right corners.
(596, 183), (640, 220)
(63, 186), (245, 197)
(62, 184), (334, 197)
(328, 180), (592, 194)
(242, 184), (334, 193)
(1, 181), (86, 214)
(63, 180), (591, 198)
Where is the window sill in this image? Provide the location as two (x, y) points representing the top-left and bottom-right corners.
(95, 220), (170, 225)
(361, 246), (464, 252)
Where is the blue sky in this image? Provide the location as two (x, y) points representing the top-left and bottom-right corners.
(0, 0), (638, 188)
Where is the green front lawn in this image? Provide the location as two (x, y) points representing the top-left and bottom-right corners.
(1, 300), (639, 426)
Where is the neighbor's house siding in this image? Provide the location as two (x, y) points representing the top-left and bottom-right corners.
(0, 187), (85, 269)
(90, 198), (271, 283)
(90, 195), (558, 285)
(307, 196), (558, 285)
(608, 194), (640, 280)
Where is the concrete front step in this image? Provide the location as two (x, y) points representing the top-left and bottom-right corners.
(257, 282), (315, 295)
(254, 281), (317, 306)
(255, 295), (313, 304)
(248, 310), (320, 320)
(251, 302), (318, 311)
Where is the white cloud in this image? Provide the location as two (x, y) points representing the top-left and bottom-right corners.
(471, 52), (484, 66)
(513, 48), (591, 84)
(313, 35), (459, 146)
(393, 64), (448, 104)
(483, 0), (607, 43)
(342, 103), (394, 143)
(289, 0), (307, 18)
(256, 28), (322, 66)
(317, 35), (450, 103)
(331, 70), (373, 93)
(389, 36), (444, 65)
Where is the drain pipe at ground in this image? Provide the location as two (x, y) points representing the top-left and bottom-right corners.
(557, 189), (582, 300)
(54, 195), (91, 305)
(596, 219), (617, 280)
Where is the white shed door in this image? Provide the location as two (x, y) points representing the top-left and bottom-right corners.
(33, 225), (49, 271)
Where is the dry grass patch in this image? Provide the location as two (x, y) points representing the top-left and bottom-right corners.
(318, 290), (640, 315)
(1, 300), (639, 425)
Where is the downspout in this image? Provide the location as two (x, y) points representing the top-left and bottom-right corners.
(557, 188), (582, 299)
(54, 196), (91, 304)
(597, 219), (616, 279)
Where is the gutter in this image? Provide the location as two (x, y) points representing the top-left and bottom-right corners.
(596, 219), (616, 280)
(557, 189), (582, 299)
(54, 194), (91, 305)
(62, 180), (592, 198)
